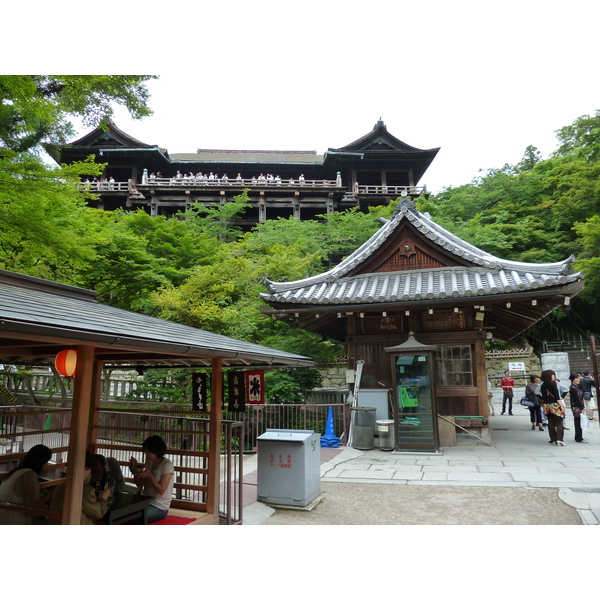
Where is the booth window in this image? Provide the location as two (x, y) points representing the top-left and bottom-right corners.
(435, 346), (473, 386)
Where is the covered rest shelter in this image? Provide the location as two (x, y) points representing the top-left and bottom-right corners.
(0, 269), (312, 524)
(260, 198), (584, 451)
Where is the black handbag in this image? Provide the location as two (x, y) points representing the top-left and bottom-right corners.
(520, 395), (535, 408)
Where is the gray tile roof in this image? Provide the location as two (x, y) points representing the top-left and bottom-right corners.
(0, 271), (313, 367)
(261, 200), (583, 306)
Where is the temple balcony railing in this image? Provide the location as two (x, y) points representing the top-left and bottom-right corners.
(76, 180), (429, 197)
(356, 184), (427, 196)
(77, 181), (130, 192)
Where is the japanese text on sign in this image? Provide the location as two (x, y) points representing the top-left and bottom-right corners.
(269, 453), (292, 469)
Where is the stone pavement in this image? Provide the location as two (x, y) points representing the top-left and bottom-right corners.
(242, 403), (600, 525)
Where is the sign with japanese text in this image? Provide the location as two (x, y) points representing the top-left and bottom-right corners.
(246, 370), (264, 405)
(227, 371), (245, 412)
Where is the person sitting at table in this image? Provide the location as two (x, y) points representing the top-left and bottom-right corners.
(90, 454), (125, 496)
(49, 451), (110, 524)
(129, 435), (175, 523)
(0, 444), (52, 525)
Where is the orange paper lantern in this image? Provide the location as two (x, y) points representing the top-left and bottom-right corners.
(55, 349), (78, 378)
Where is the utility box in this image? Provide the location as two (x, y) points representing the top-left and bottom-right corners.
(256, 429), (321, 507)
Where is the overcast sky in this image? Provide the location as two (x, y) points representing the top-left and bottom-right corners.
(8, 1), (600, 194)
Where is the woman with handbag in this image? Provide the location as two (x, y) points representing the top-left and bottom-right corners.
(569, 373), (588, 443)
(526, 374), (544, 431)
(540, 370), (567, 446)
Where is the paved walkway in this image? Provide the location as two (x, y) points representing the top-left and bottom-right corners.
(242, 404), (600, 525)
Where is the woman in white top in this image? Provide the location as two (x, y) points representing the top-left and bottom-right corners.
(0, 444), (52, 524)
(130, 435), (174, 523)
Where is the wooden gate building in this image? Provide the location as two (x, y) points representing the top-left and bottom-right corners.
(260, 198), (585, 449)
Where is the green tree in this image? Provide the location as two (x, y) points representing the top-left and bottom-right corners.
(0, 75), (156, 286)
(0, 75), (155, 152)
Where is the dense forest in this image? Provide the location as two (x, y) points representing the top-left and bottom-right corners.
(2, 76), (600, 402)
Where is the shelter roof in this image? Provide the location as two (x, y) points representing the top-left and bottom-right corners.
(0, 270), (313, 368)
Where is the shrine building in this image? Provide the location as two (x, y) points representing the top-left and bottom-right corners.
(259, 198), (585, 451)
(54, 120), (439, 229)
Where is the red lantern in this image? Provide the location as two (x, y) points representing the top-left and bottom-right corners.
(55, 349), (78, 378)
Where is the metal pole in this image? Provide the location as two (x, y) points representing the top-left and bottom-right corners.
(590, 335), (599, 403)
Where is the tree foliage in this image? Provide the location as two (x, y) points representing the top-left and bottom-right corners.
(0, 75), (155, 153)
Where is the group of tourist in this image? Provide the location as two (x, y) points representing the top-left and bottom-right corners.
(496, 368), (596, 446)
(0, 435), (174, 525)
(148, 171), (308, 186)
(82, 177), (116, 190)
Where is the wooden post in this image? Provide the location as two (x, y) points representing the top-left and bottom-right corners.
(207, 357), (223, 519)
(86, 360), (104, 452)
(475, 337), (488, 417)
(61, 345), (95, 525)
(590, 335), (599, 399)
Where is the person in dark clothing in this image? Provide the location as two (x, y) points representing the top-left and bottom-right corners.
(540, 370), (566, 446)
(526, 374), (544, 431)
(579, 370), (596, 421)
(569, 373), (588, 443)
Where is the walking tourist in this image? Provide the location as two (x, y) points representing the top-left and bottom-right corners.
(569, 373), (588, 443)
(525, 374), (544, 431)
(540, 370), (567, 446)
(579, 370), (596, 421)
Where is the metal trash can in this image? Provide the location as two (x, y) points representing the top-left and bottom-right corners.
(377, 420), (395, 451)
(351, 407), (376, 450)
(256, 429), (321, 507)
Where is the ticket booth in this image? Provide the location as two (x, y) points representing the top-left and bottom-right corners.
(385, 333), (439, 452)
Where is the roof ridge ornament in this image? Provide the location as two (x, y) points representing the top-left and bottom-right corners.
(394, 197), (417, 214)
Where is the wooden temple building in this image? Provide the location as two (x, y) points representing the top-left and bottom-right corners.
(0, 270), (312, 524)
(53, 120), (439, 229)
(260, 198), (585, 451)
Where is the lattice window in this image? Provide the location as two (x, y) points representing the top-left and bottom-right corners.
(434, 346), (473, 386)
(376, 242), (444, 272)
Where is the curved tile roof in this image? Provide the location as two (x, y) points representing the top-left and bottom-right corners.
(261, 200), (583, 305)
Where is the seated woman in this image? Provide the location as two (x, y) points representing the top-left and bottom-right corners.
(90, 454), (125, 496)
(0, 444), (52, 524)
(130, 435), (174, 523)
(49, 451), (111, 524)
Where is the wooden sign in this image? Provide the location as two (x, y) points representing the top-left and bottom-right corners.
(361, 315), (404, 334)
(246, 370), (264, 405)
(423, 310), (466, 331)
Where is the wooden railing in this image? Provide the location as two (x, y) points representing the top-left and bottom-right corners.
(75, 179), (429, 196)
(0, 405), (245, 524)
(357, 184), (427, 195)
(77, 181), (130, 192)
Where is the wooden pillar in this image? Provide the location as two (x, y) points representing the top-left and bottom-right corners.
(86, 361), (105, 452)
(475, 337), (488, 417)
(207, 357), (223, 518)
(61, 345), (95, 525)
(259, 192), (266, 221)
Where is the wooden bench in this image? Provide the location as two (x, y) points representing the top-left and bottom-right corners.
(149, 507), (218, 525)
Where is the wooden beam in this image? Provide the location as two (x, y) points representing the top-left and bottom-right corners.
(206, 357), (223, 519)
(61, 344), (95, 525)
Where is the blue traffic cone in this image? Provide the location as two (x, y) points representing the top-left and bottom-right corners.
(320, 406), (340, 448)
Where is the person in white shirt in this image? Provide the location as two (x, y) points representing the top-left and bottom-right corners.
(130, 435), (174, 523)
